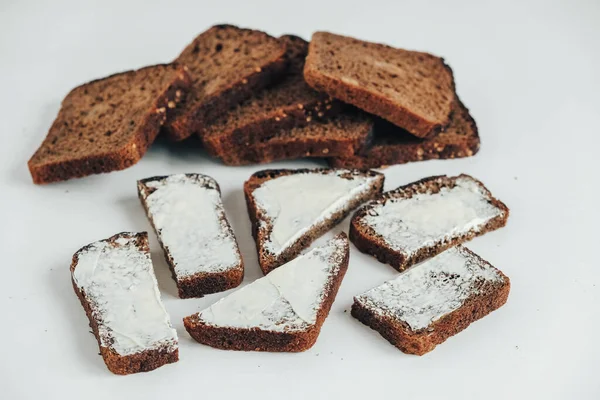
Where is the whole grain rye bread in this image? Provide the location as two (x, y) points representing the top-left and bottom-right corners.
(28, 64), (191, 184)
(201, 35), (342, 159)
(165, 25), (287, 141)
(220, 111), (374, 165)
(304, 32), (455, 138)
(329, 97), (479, 169)
(70, 232), (178, 374)
(352, 246), (510, 355)
(138, 174), (244, 298)
(350, 174), (509, 272)
(244, 168), (384, 274)
(184, 233), (349, 352)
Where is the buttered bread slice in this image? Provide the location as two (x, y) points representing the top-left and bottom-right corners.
(244, 168), (384, 274)
(184, 233), (349, 352)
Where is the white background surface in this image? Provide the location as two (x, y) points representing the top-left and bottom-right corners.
(1, 0), (598, 398)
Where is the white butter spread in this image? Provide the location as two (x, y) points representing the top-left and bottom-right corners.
(140, 174), (240, 280)
(72, 233), (177, 356)
(196, 235), (347, 332)
(252, 170), (378, 256)
(362, 176), (504, 257)
(355, 246), (505, 331)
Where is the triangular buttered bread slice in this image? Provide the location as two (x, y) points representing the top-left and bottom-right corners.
(244, 168), (384, 274)
(184, 233), (349, 352)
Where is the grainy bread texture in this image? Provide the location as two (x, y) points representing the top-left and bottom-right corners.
(184, 233), (349, 352)
(220, 112), (374, 165)
(165, 25), (287, 141)
(201, 35), (342, 158)
(350, 174), (509, 272)
(329, 97), (479, 168)
(244, 168), (384, 274)
(28, 64), (191, 184)
(137, 174), (244, 298)
(70, 232), (178, 374)
(352, 246), (510, 355)
(304, 32), (455, 138)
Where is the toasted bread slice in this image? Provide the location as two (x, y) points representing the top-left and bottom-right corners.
(137, 174), (244, 298)
(70, 232), (178, 374)
(184, 233), (349, 352)
(350, 174), (509, 271)
(329, 97), (478, 168)
(28, 64), (191, 184)
(165, 25), (287, 141)
(244, 168), (384, 274)
(304, 32), (455, 138)
(352, 246), (510, 355)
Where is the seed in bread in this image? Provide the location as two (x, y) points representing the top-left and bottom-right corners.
(244, 168), (384, 274)
(350, 174), (509, 271)
(352, 246), (510, 355)
(28, 64), (191, 184)
(70, 232), (178, 374)
(165, 25), (287, 141)
(138, 174), (243, 298)
(304, 31), (455, 138)
(184, 233), (349, 352)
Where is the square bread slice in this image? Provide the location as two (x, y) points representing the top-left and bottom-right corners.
(350, 174), (509, 271)
(184, 233), (349, 352)
(165, 25), (287, 141)
(304, 32), (455, 138)
(138, 174), (243, 298)
(28, 64), (191, 184)
(201, 35), (342, 158)
(244, 168), (384, 274)
(329, 97), (479, 168)
(71, 232), (178, 374)
(220, 112), (374, 165)
(352, 246), (510, 355)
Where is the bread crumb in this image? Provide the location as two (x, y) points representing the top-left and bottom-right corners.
(322, 148), (329, 154)
(297, 104), (304, 110)
(306, 117), (312, 122)
(255, 67), (262, 72)
(242, 79), (248, 84)
(167, 101), (176, 109)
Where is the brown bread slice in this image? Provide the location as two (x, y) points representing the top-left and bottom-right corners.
(184, 233), (349, 352)
(304, 32), (455, 138)
(219, 112), (374, 165)
(329, 97), (479, 168)
(138, 174), (244, 298)
(71, 232), (178, 374)
(165, 25), (287, 141)
(201, 35), (341, 158)
(352, 246), (510, 355)
(28, 64), (191, 184)
(350, 174), (509, 272)
(244, 168), (384, 274)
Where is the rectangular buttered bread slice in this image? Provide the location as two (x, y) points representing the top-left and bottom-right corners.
(304, 32), (455, 138)
(350, 174), (508, 271)
(329, 97), (479, 169)
(71, 232), (178, 374)
(165, 25), (287, 141)
(138, 174), (243, 298)
(28, 64), (191, 184)
(244, 168), (384, 274)
(352, 246), (510, 355)
(184, 233), (349, 352)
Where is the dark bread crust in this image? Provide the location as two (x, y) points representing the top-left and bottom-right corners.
(349, 174), (509, 271)
(165, 25), (287, 141)
(137, 174), (244, 298)
(183, 233), (350, 352)
(244, 168), (384, 274)
(352, 249), (510, 355)
(28, 64), (191, 184)
(329, 97), (479, 169)
(70, 232), (178, 374)
(304, 32), (456, 139)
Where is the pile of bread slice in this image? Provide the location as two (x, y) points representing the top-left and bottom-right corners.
(28, 25), (479, 184)
(71, 168), (509, 375)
